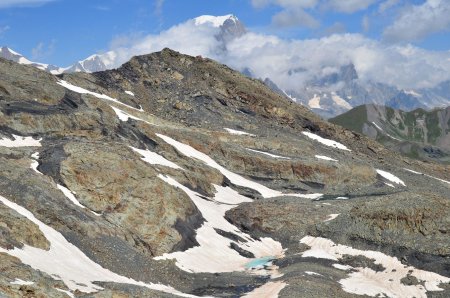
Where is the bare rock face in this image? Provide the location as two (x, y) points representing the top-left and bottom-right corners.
(0, 204), (50, 250)
(57, 141), (204, 256)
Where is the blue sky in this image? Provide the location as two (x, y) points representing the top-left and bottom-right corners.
(1, 0), (449, 66)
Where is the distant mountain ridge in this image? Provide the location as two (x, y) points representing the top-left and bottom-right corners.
(330, 104), (450, 163)
(276, 64), (450, 118)
(0, 46), (114, 74)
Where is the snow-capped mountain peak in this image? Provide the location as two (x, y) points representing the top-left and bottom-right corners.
(194, 14), (238, 27)
(63, 51), (117, 73)
(0, 46), (63, 74)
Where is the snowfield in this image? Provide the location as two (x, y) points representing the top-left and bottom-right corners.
(156, 175), (284, 274)
(300, 236), (450, 298)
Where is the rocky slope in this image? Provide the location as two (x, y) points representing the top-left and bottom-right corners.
(330, 104), (450, 163)
(0, 49), (449, 298)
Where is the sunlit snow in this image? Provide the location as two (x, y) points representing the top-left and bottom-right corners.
(10, 278), (34, 285)
(224, 128), (255, 136)
(156, 133), (322, 199)
(324, 214), (339, 222)
(0, 135), (41, 147)
(246, 148), (290, 159)
(241, 281), (287, 298)
(315, 155), (338, 162)
(57, 80), (141, 111)
(300, 236), (450, 298)
(404, 168), (450, 185)
(302, 132), (350, 151)
(130, 146), (182, 170)
(110, 106), (155, 126)
(30, 152), (41, 174)
(156, 175), (283, 274)
(376, 169), (405, 186)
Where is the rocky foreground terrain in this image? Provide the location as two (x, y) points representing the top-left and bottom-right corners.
(0, 48), (449, 298)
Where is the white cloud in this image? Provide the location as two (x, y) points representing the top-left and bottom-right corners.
(378, 0), (400, 12)
(272, 7), (319, 28)
(0, 0), (55, 8)
(251, 0), (320, 28)
(253, 0), (380, 13)
(251, 0), (318, 9)
(325, 0), (379, 13)
(104, 16), (450, 94)
(383, 0), (450, 42)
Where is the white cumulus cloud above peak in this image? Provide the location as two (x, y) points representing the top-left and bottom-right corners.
(383, 0), (450, 42)
(104, 17), (450, 91)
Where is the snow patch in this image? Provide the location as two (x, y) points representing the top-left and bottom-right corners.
(30, 152), (41, 174)
(315, 155), (338, 162)
(371, 122), (383, 131)
(404, 168), (450, 185)
(156, 133), (322, 199)
(10, 278), (34, 285)
(305, 271), (323, 276)
(300, 236), (450, 298)
(130, 146), (182, 170)
(194, 15), (237, 27)
(156, 175), (283, 274)
(246, 148), (290, 159)
(331, 93), (352, 110)
(324, 214), (339, 222)
(110, 106), (154, 126)
(282, 90), (298, 102)
(308, 94), (322, 109)
(0, 195), (203, 297)
(302, 132), (350, 151)
(242, 281), (287, 298)
(404, 90), (422, 97)
(57, 80), (141, 111)
(376, 169), (405, 186)
(333, 264), (352, 271)
(0, 135), (42, 147)
(224, 128), (255, 136)
(57, 184), (101, 216)
(56, 288), (75, 298)
(125, 90), (135, 96)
